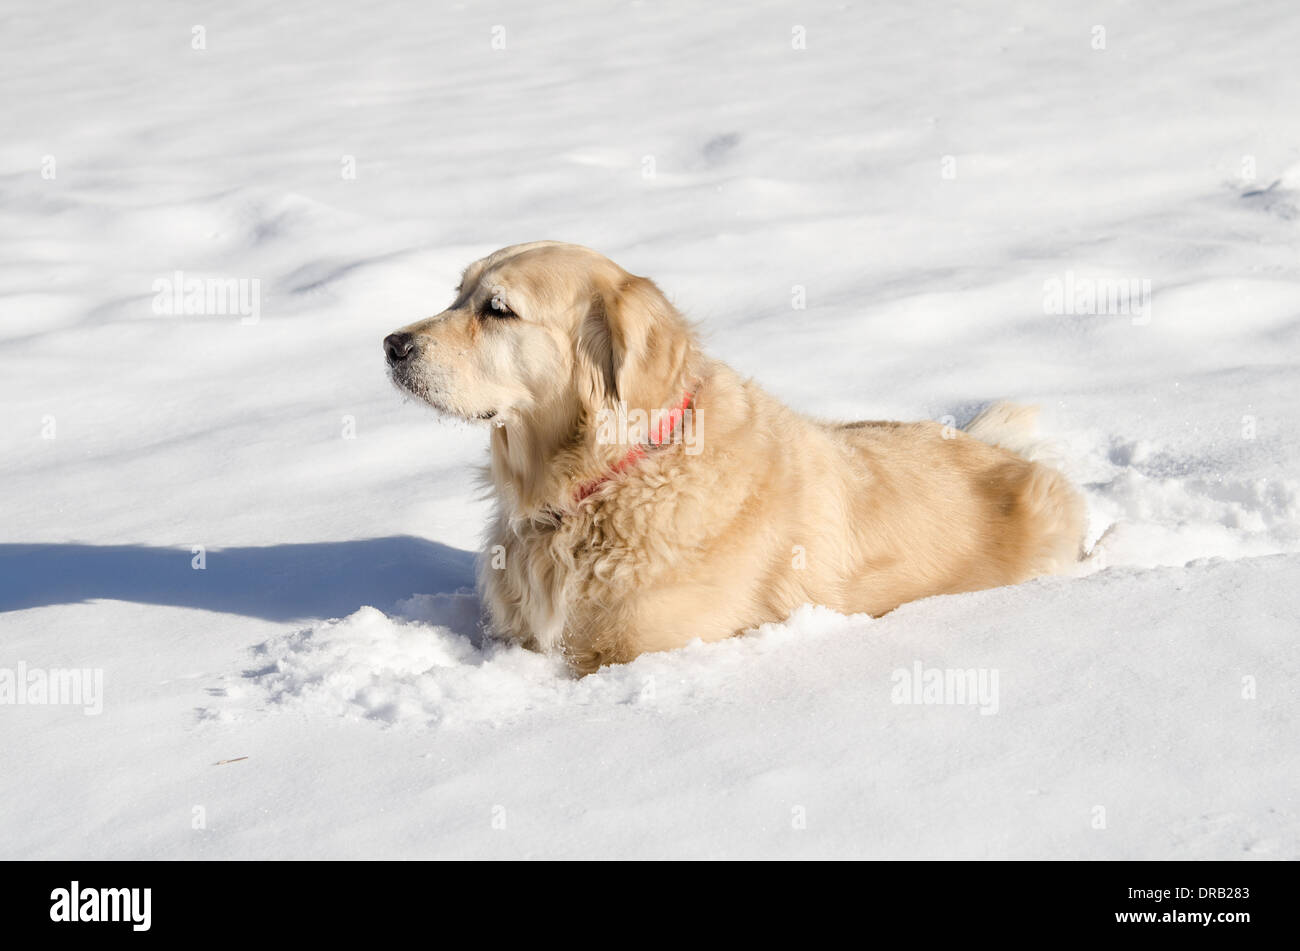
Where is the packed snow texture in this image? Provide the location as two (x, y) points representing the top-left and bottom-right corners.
(1, 0), (1297, 858)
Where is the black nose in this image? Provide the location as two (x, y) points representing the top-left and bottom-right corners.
(384, 332), (415, 365)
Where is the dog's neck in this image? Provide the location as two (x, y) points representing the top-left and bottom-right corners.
(488, 366), (703, 524)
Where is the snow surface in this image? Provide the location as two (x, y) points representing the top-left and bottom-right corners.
(2, 0), (1298, 858)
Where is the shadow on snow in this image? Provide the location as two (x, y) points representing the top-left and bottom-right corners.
(0, 536), (476, 621)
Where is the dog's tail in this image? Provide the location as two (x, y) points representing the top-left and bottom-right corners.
(962, 401), (1061, 468)
(964, 401), (1087, 569)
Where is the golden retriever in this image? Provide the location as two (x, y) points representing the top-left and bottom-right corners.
(385, 241), (1086, 674)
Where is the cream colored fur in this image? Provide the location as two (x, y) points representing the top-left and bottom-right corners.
(387, 242), (1086, 674)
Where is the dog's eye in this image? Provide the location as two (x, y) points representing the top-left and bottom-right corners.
(482, 297), (517, 319)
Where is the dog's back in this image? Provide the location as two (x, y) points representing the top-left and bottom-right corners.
(828, 404), (1086, 606)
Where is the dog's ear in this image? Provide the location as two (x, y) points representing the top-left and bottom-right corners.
(576, 276), (692, 415)
(576, 289), (620, 409)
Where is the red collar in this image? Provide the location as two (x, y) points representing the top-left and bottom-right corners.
(575, 388), (695, 503)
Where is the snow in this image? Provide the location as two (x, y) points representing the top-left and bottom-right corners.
(2, 0), (1297, 858)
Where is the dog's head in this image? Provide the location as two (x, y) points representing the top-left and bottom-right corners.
(384, 242), (696, 440)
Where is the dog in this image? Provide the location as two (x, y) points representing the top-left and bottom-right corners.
(385, 241), (1086, 674)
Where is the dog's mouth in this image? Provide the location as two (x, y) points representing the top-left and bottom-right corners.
(388, 366), (499, 424)
(387, 362), (424, 400)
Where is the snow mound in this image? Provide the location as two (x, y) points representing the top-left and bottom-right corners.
(1241, 161), (1300, 220)
(228, 602), (868, 728)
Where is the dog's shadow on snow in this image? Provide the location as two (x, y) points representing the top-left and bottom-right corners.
(0, 536), (477, 622)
